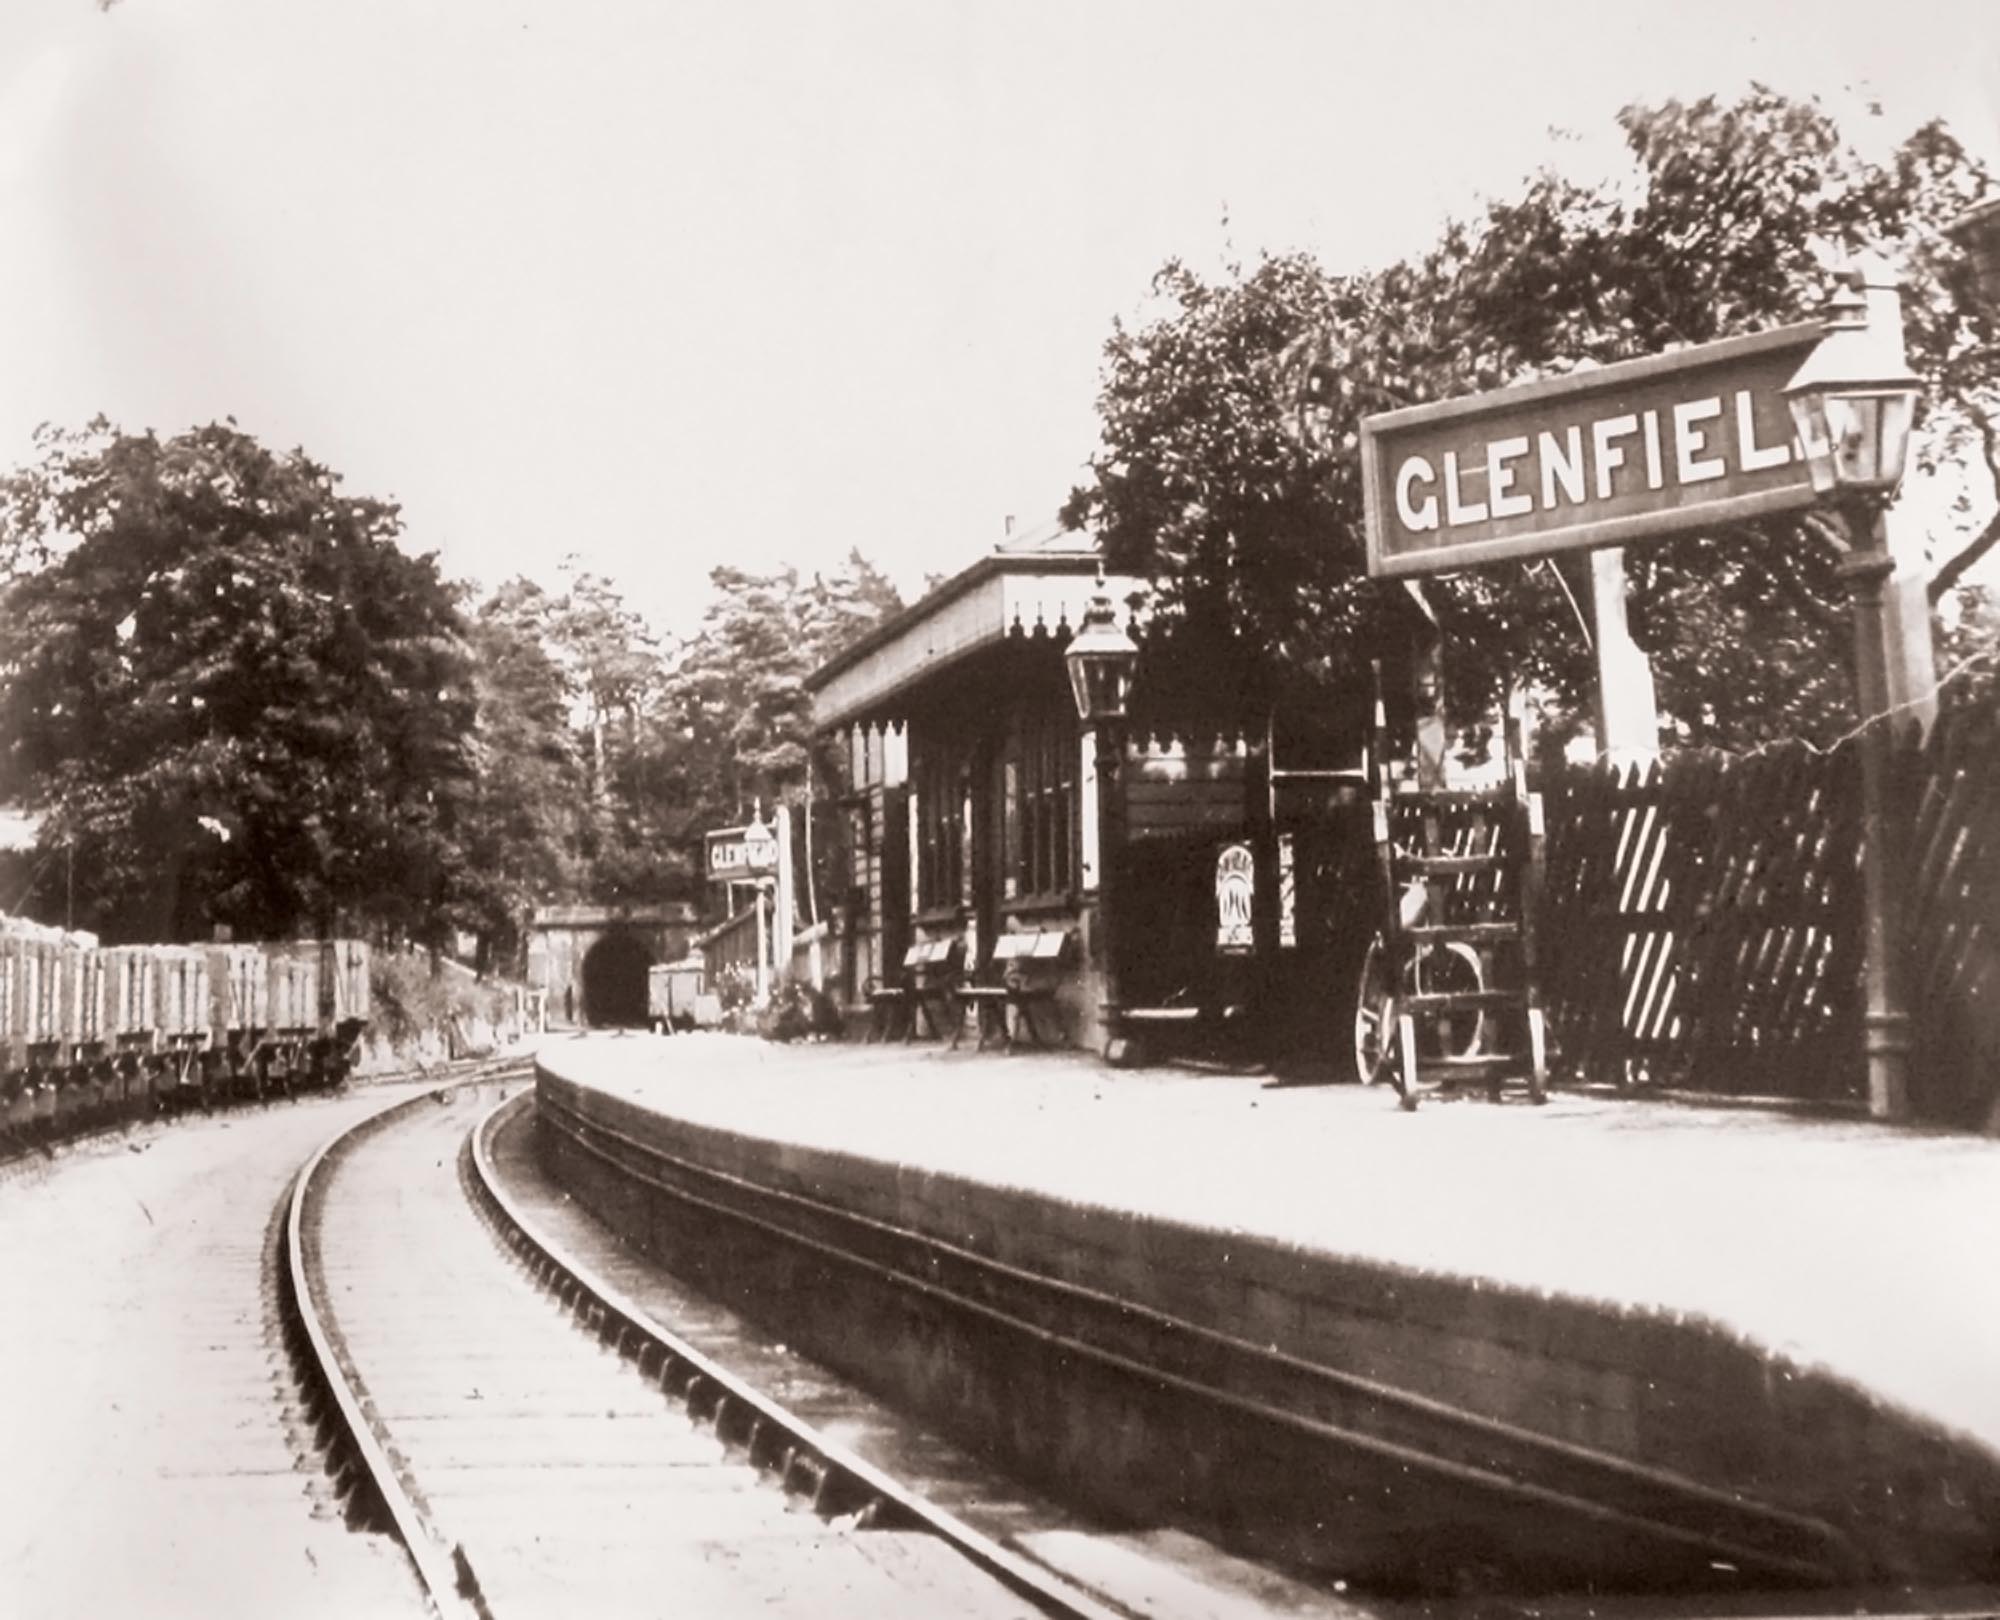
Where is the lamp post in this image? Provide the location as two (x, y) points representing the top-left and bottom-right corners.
(743, 809), (779, 1007)
(1064, 572), (1140, 1059)
(1782, 272), (1925, 1120)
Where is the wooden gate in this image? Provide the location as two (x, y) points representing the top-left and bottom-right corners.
(1538, 744), (1863, 1106)
(1537, 703), (2000, 1125)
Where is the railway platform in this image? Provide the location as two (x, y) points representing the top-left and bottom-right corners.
(536, 1030), (2000, 1600)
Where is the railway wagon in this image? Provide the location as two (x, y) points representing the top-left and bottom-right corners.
(183, 938), (372, 1104)
(1, 916), (375, 1145)
(67, 943), (109, 1067)
(102, 942), (184, 1114)
(1, 919), (90, 1136)
(57, 942), (115, 1121)
(150, 946), (213, 1108)
(266, 946), (315, 1034)
(326, 938), (371, 1026)
(209, 942), (270, 1038)
(245, 939), (372, 1099)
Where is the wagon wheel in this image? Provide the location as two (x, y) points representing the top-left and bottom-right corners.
(1411, 941), (1487, 1062)
(1352, 935), (1487, 1086)
(1351, 935), (1399, 1086)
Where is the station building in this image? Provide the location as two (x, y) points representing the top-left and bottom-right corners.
(804, 523), (1380, 1059)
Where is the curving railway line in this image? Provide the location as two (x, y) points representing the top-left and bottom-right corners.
(0, 1073), (437, 1620)
(285, 1074), (1132, 1619)
(11, 1054), (1988, 1619)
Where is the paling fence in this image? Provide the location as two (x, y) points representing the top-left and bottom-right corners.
(1536, 702), (2000, 1126)
(1898, 704), (2000, 1126)
(697, 904), (763, 1000)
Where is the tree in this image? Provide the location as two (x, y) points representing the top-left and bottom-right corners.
(529, 562), (691, 907)
(662, 550), (903, 826)
(452, 565), (680, 912)
(1935, 583), (2000, 711)
(642, 551), (901, 922)
(543, 559), (662, 802)
(458, 552), (903, 918)
(0, 419), (474, 945)
(1065, 90), (1998, 752)
(1449, 92), (1998, 745)
(1060, 247), (1587, 743)
(455, 579), (587, 972)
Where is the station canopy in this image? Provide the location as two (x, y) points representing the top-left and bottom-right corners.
(806, 521), (1143, 733)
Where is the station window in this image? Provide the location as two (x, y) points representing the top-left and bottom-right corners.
(847, 805), (870, 896)
(914, 740), (969, 913)
(1001, 714), (1076, 902)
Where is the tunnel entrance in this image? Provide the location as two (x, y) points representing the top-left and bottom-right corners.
(581, 931), (652, 1027)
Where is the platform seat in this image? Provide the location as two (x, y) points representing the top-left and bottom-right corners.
(908, 938), (964, 1040)
(868, 938), (964, 1042)
(864, 945), (921, 1042)
(957, 928), (1070, 1051)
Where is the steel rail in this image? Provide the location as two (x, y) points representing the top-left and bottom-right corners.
(281, 1061), (532, 1620)
(466, 1089), (1128, 1620)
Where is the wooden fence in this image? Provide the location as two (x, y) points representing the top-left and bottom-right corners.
(1536, 702), (2000, 1125)
(1899, 705), (2000, 1126)
(696, 902), (764, 998)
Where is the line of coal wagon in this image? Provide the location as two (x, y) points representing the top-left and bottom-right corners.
(1, 916), (370, 1144)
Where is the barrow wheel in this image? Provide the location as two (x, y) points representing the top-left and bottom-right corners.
(1352, 937), (1487, 1086)
(1410, 941), (1487, 1061)
(1352, 935), (1398, 1086)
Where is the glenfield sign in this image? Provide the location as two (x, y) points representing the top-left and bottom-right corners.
(704, 825), (776, 883)
(1360, 323), (1823, 578)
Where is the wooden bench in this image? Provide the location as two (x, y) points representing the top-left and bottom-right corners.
(865, 939), (963, 1042)
(864, 945), (920, 1042)
(956, 929), (1070, 1051)
(907, 938), (964, 1040)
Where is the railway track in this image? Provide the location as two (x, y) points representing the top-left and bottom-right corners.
(0, 1068), (449, 1620)
(283, 1069), (1120, 1619)
(275, 1065), (2000, 1620)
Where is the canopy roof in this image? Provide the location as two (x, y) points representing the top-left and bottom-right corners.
(807, 523), (1141, 731)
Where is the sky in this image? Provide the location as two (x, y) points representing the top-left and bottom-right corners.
(2, 0), (1997, 637)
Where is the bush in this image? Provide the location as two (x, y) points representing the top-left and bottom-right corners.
(758, 980), (841, 1043)
(368, 949), (527, 1063)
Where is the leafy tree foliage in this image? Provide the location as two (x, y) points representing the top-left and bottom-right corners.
(1936, 584), (2000, 703)
(0, 415), (907, 956)
(578, 553), (899, 928)
(0, 420), (472, 944)
(1065, 90), (1997, 751)
(454, 579), (587, 971)
(544, 559), (662, 800)
(447, 551), (902, 932)
(661, 551), (902, 828)
(519, 563), (680, 908)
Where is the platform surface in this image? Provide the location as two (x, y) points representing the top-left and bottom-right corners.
(539, 1031), (2000, 1460)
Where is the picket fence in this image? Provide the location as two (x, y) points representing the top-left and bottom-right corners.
(1536, 702), (2000, 1125)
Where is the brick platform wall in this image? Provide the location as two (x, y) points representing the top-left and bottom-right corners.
(538, 1067), (2000, 1588)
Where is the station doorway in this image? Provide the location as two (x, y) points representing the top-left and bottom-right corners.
(581, 931), (652, 1027)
